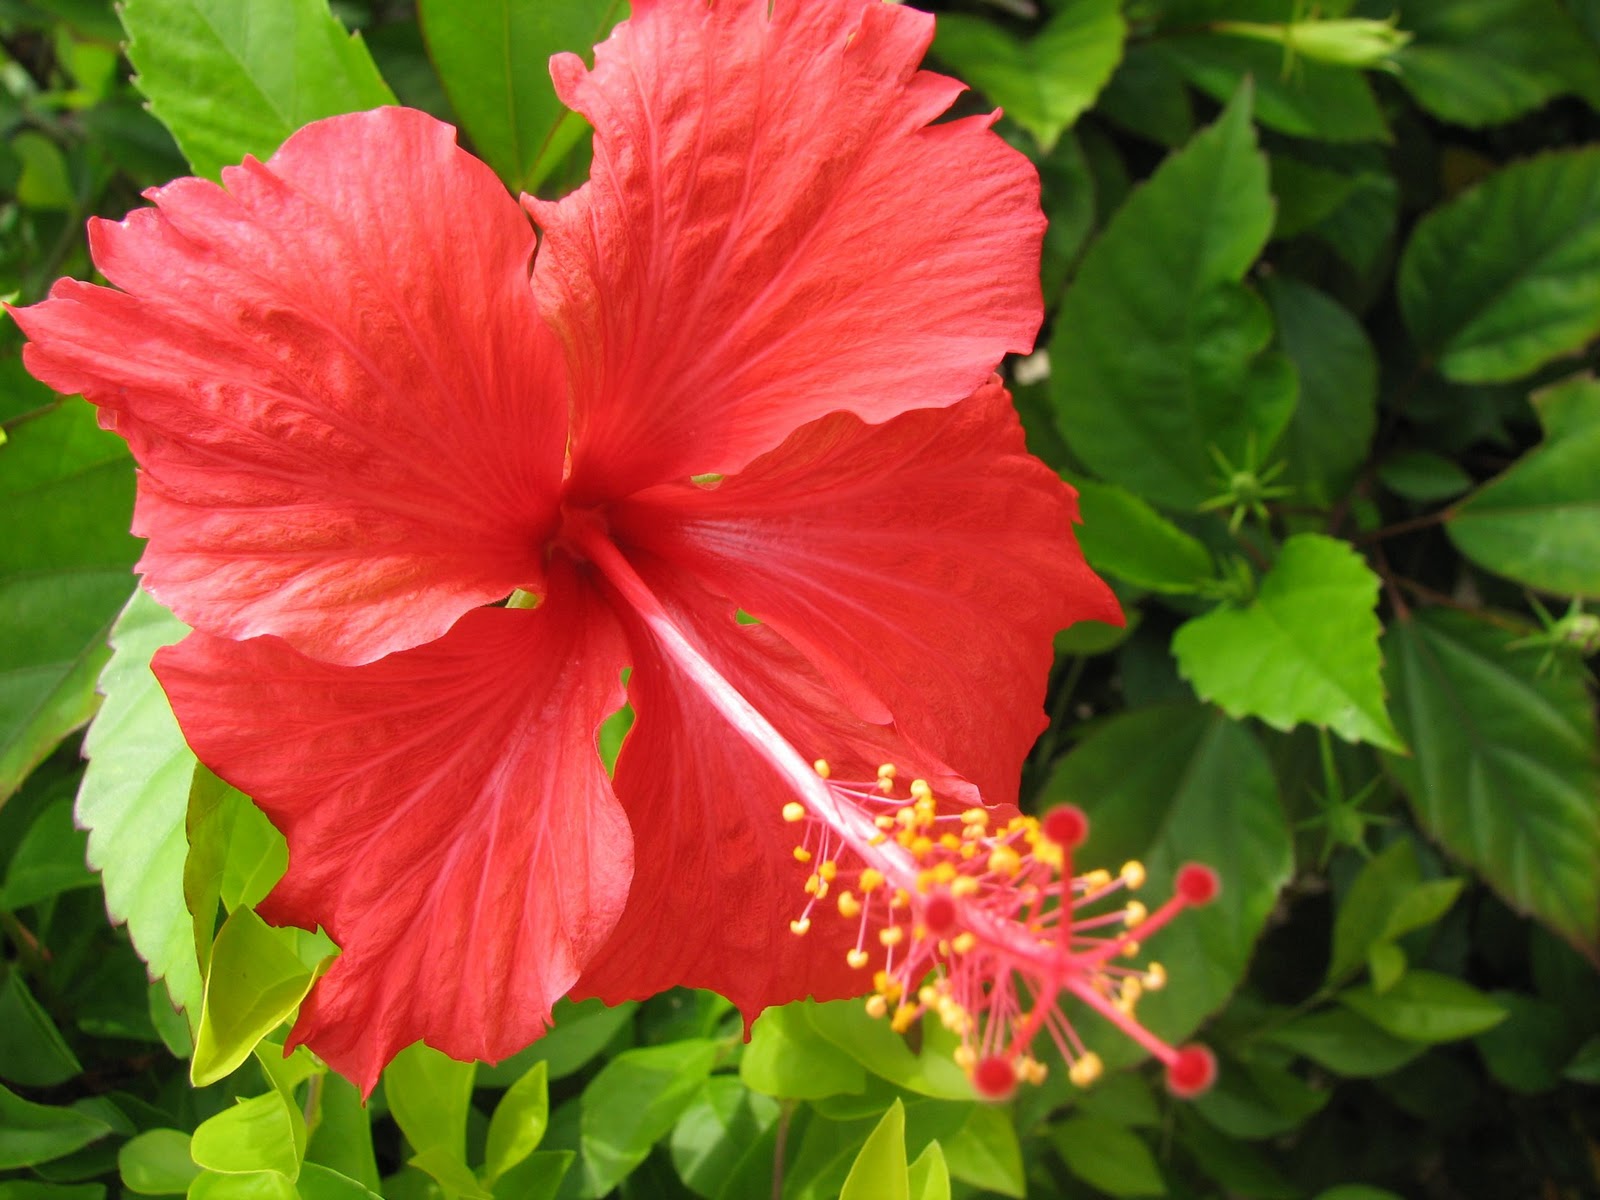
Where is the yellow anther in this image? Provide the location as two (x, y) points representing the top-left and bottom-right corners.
(891, 888), (911, 910)
(846, 948), (870, 969)
(960, 843), (977, 859)
(872, 972), (903, 1001)
(874, 813), (896, 830)
(1068, 1052), (1104, 1088)
(931, 861), (957, 884)
(918, 985), (939, 1006)
(813, 759), (831, 779)
(987, 845), (1022, 876)
(961, 808), (989, 827)
(1143, 962), (1167, 991)
(1124, 900), (1148, 927)
(954, 1044), (977, 1071)
(865, 994), (889, 1019)
(951, 931), (977, 955)
(896, 807), (918, 829)
(837, 890), (861, 918)
(877, 763), (897, 781)
(878, 777), (894, 795)
(879, 925), (905, 947)
(793, 846), (812, 863)
(859, 868), (885, 893)
(1084, 869), (1112, 890)
(1118, 977), (1143, 1010)
(1121, 940), (1141, 959)
(1120, 860), (1146, 889)
(939, 833), (962, 851)
(869, 833), (888, 846)
(951, 875), (980, 898)
(782, 801), (806, 823)
(909, 778), (932, 801)
(789, 918), (811, 936)
(890, 1005), (917, 1033)
(804, 874), (821, 896)
(910, 835), (934, 857)
(1034, 842), (1064, 869)
(1020, 1057), (1049, 1085)
(819, 860), (838, 882)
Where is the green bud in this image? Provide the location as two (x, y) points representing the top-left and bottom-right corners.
(1212, 17), (1412, 71)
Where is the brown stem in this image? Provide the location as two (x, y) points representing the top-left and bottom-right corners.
(1353, 508), (1452, 545)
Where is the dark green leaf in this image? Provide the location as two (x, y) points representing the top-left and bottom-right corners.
(417, 0), (620, 194)
(1339, 970), (1508, 1042)
(0, 966), (81, 1087)
(1, 798), (96, 910)
(1052, 86), (1297, 510)
(1377, 450), (1473, 502)
(1051, 1115), (1165, 1197)
(579, 1039), (718, 1195)
(1474, 991), (1578, 1093)
(667, 1076), (779, 1200)
(121, 0), (396, 178)
(1173, 534), (1403, 750)
(1384, 609), (1600, 951)
(1399, 148), (1600, 383)
(940, 1105), (1024, 1199)
(1072, 479), (1215, 593)
(1446, 377), (1600, 596)
(0, 1084), (110, 1169)
(1193, 1055), (1329, 1139)
(1263, 1008), (1427, 1076)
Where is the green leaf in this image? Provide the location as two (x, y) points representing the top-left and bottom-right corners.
(416, 0), (620, 194)
(1051, 1115), (1165, 1197)
(1313, 1189), (1406, 1200)
(120, 0), (396, 179)
(667, 1077), (781, 1200)
(931, 1), (1125, 152)
(1263, 1007), (1427, 1076)
(1367, 942), (1406, 993)
(579, 1039), (718, 1195)
(1446, 377), (1600, 596)
(0, 400), (138, 802)
(118, 1129), (201, 1195)
(487, 1150), (571, 1200)
(294, 1164), (383, 1200)
(1155, 35), (1389, 142)
(1475, 991), (1578, 1094)
(75, 588), (203, 1021)
(475, 996), (636, 1085)
(1052, 85), (1298, 511)
(1384, 609), (1600, 951)
(186, 1171), (297, 1200)
(803, 1000), (973, 1101)
(1, 798), (96, 910)
(742, 1003), (867, 1100)
(304, 1076), (379, 1193)
(1340, 970), (1508, 1042)
(1174, 534), (1403, 750)
(1262, 276), (1378, 506)
(1328, 839), (1449, 986)
(1399, 148), (1600, 383)
(405, 1148), (491, 1200)
(1376, 451), (1472, 502)
(0, 966), (82, 1087)
(183, 767), (288, 982)
(384, 1042), (476, 1165)
(190, 1093), (303, 1181)
(907, 1141), (951, 1200)
(839, 1100), (908, 1200)
(190, 907), (321, 1088)
(1192, 1056), (1328, 1139)
(940, 1105), (1024, 1199)
(1040, 705), (1293, 1063)
(1393, 0), (1600, 126)
(0, 1083), (109, 1168)
(483, 1060), (549, 1185)
(1072, 480), (1215, 593)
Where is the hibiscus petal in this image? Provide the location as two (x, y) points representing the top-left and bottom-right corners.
(575, 555), (978, 1021)
(13, 108), (565, 665)
(154, 568), (632, 1093)
(531, 0), (1045, 499)
(611, 381), (1121, 808)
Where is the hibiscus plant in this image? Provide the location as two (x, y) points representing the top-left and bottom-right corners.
(0, 0), (1597, 1198)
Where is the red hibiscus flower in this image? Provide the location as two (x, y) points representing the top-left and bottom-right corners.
(12, 0), (1216, 1096)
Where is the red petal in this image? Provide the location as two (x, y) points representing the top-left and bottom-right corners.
(531, 0), (1044, 499)
(155, 566), (632, 1093)
(14, 108), (566, 665)
(611, 381), (1120, 807)
(575, 557), (977, 1020)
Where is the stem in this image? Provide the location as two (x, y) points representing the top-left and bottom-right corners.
(1353, 508), (1450, 545)
(771, 1100), (795, 1200)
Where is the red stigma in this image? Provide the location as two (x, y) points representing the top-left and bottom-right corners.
(1165, 1045), (1217, 1097)
(922, 892), (959, 937)
(1042, 804), (1089, 849)
(973, 1055), (1017, 1100)
(1176, 863), (1220, 906)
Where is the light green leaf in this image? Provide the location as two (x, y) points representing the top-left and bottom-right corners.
(839, 1100), (908, 1200)
(0, 966), (82, 1087)
(304, 1076), (379, 1193)
(1393, 0), (1600, 125)
(804, 1000), (973, 1100)
(406, 1148), (491, 1200)
(0, 1083), (110, 1168)
(75, 588), (202, 1021)
(183, 768), (288, 982)
(190, 907), (321, 1087)
(1446, 376), (1600, 596)
(121, 0), (396, 179)
(667, 1077), (781, 1200)
(1384, 609), (1600, 951)
(1174, 534), (1402, 750)
(907, 1141), (951, 1200)
(1040, 705), (1293, 1065)
(1052, 85), (1298, 510)
(940, 1105), (1024, 1198)
(483, 1060), (549, 1185)
(384, 1042), (476, 1164)
(119, 1129), (201, 1196)
(294, 1164), (383, 1200)
(487, 1150), (571, 1200)
(417, 0), (621, 193)
(579, 1039), (718, 1195)
(1339, 970), (1508, 1042)
(1400, 148), (1600, 383)
(1, 798), (96, 911)
(1368, 943), (1406, 993)
(186, 1171), (297, 1200)
(0, 400), (138, 802)
(1263, 1008), (1427, 1077)
(190, 1093), (304, 1182)
(1072, 479), (1215, 593)
(1263, 276), (1378, 506)
(1155, 35), (1389, 142)
(932, 0), (1125, 152)
(1052, 1115), (1165, 1197)
(742, 1003), (867, 1100)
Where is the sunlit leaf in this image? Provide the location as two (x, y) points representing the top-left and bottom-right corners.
(839, 1100), (908, 1200)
